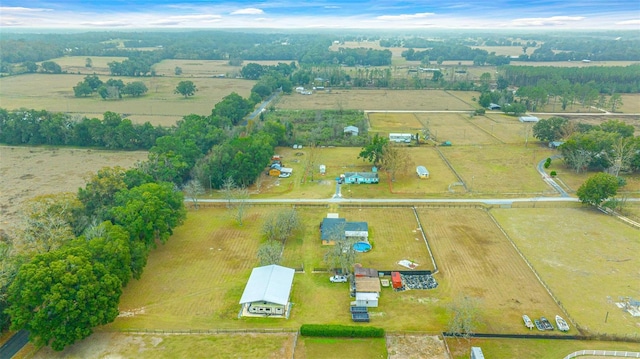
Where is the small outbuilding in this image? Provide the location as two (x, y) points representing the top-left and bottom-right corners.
(470, 346), (485, 359)
(344, 125), (359, 136)
(354, 265), (378, 278)
(416, 166), (429, 179)
(239, 264), (295, 318)
(355, 292), (379, 308)
(519, 116), (540, 123)
(391, 271), (403, 289)
(487, 103), (501, 110)
(319, 164), (326, 175)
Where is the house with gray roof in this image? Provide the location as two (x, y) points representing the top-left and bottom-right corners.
(343, 172), (379, 184)
(239, 264), (295, 318)
(320, 217), (369, 245)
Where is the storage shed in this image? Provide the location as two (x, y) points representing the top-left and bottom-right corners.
(519, 116), (540, 123)
(416, 166), (429, 179)
(355, 292), (379, 307)
(391, 271), (403, 289)
(471, 347), (485, 359)
(319, 164), (326, 175)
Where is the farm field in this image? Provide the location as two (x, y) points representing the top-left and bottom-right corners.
(417, 208), (565, 334)
(32, 332), (296, 359)
(275, 89), (474, 111)
(491, 207), (640, 336)
(153, 59), (290, 77)
(386, 147), (461, 196)
(0, 145), (147, 231)
(43, 56), (128, 76)
(0, 73), (254, 126)
(447, 338), (640, 359)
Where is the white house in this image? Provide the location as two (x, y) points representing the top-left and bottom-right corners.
(239, 265), (295, 318)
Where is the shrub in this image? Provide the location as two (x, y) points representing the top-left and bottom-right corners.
(550, 171), (557, 177)
(300, 324), (385, 338)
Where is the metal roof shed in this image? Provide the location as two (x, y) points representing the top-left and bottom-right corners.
(239, 265), (295, 307)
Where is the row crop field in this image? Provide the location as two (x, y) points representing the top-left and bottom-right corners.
(491, 207), (640, 336)
(0, 73), (255, 126)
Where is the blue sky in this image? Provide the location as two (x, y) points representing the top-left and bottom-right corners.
(1, 0), (639, 29)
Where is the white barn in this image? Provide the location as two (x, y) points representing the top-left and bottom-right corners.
(519, 116), (540, 123)
(239, 265), (295, 318)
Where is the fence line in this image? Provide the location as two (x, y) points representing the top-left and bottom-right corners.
(118, 328), (297, 335)
(564, 350), (640, 359)
(412, 206), (438, 274)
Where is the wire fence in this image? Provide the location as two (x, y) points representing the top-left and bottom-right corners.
(563, 350), (640, 359)
(119, 328), (297, 335)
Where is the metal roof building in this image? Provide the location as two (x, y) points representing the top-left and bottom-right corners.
(239, 265), (295, 317)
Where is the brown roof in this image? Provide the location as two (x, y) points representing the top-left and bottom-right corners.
(355, 277), (381, 293)
(354, 266), (378, 278)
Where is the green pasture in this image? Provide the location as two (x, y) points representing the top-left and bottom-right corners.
(448, 338), (640, 359)
(42, 56), (128, 76)
(0, 73), (254, 126)
(295, 337), (387, 359)
(492, 207), (640, 336)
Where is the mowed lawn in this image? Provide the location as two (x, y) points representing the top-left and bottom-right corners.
(276, 89), (474, 111)
(491, 207), (640, 336)
(294, 337), (387, 359)
(0, 74), (255, 126)
(417, 208), (565, 334)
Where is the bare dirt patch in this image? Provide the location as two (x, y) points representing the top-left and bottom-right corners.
(0, 146), (147, 231)
(386, 334), (448, 359)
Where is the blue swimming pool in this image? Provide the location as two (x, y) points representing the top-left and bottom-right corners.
(353, 241), (372, 252)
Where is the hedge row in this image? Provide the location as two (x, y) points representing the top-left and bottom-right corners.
(300, 324), (385, 338)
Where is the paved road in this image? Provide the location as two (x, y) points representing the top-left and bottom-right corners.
(192, 196), (582, 205)
(0, 330), (28, 359)
(536, 155), (569, 197)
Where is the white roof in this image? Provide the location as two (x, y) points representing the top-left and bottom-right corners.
(280, 167), (293, 174)
(416, 166), (429, 174)
(239, 265), (295, 306)
(519, 116), (539, 122)
(355, 292), (379, 300)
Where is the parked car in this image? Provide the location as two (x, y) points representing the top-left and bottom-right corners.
(279, 172), (291, 178)
(330, 275), (348, 283)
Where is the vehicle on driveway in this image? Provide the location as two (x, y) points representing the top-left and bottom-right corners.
(330, 275), (348, 283)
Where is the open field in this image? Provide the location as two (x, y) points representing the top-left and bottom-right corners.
(510, 60), (640, 68)
(491, 207), (640, 336)
(0, 73), (255, 126)
(43, 56), (128, 76)
(417, 208), (565, 333)
(0, 145), (147, 231)
(275, 90), (474, 111)
(33, 332), (296, 359)
(294, 337), (386, 359)
(448, 338), (640, 359)
(153, 59), (290, 77)
(440, 144), (557, 195)
(386, 147), (461, 195)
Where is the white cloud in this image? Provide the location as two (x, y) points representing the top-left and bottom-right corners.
(376, 12), (434, 21)
(230, 8), (264, 15)
(510, 15), (585, 26)
(616, 19), (640, 25)
(0, 6), (52, 13)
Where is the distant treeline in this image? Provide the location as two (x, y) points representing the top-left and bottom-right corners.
(501, 64), (640, 93)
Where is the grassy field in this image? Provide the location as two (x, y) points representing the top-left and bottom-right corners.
(275, 89), (474, 111)
(0, 146), (148, 231)
(43, 56), (128, 75)
(294, 337), (386, 359)
(153, 59), (290, 78)
(33, 332), (296, 359)
(491, 207), (640, 336)
(0, 73), (255, 126)
(440, 144), (558, 196)
(545, 157), (640, 195)
(447, 338), (640, 358)
(417, 208), (565, 334)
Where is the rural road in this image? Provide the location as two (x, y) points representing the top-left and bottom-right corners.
(536, 155), (569, 197)
(192, 196), (581, 205)
(0, 330), (28, 359)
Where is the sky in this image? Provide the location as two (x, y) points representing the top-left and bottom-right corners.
(0, 0), (639, 30)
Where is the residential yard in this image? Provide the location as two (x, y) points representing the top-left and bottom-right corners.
(0, 73), (254, 126)
(417, 208), (565, 334)
(491, 207), (640, 336)
(447, 338), (640, 359)
(275, 89), (474, 111)
(545, 158), (640, 196)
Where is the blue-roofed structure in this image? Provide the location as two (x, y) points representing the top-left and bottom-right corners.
(239, 265), (295, 317)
